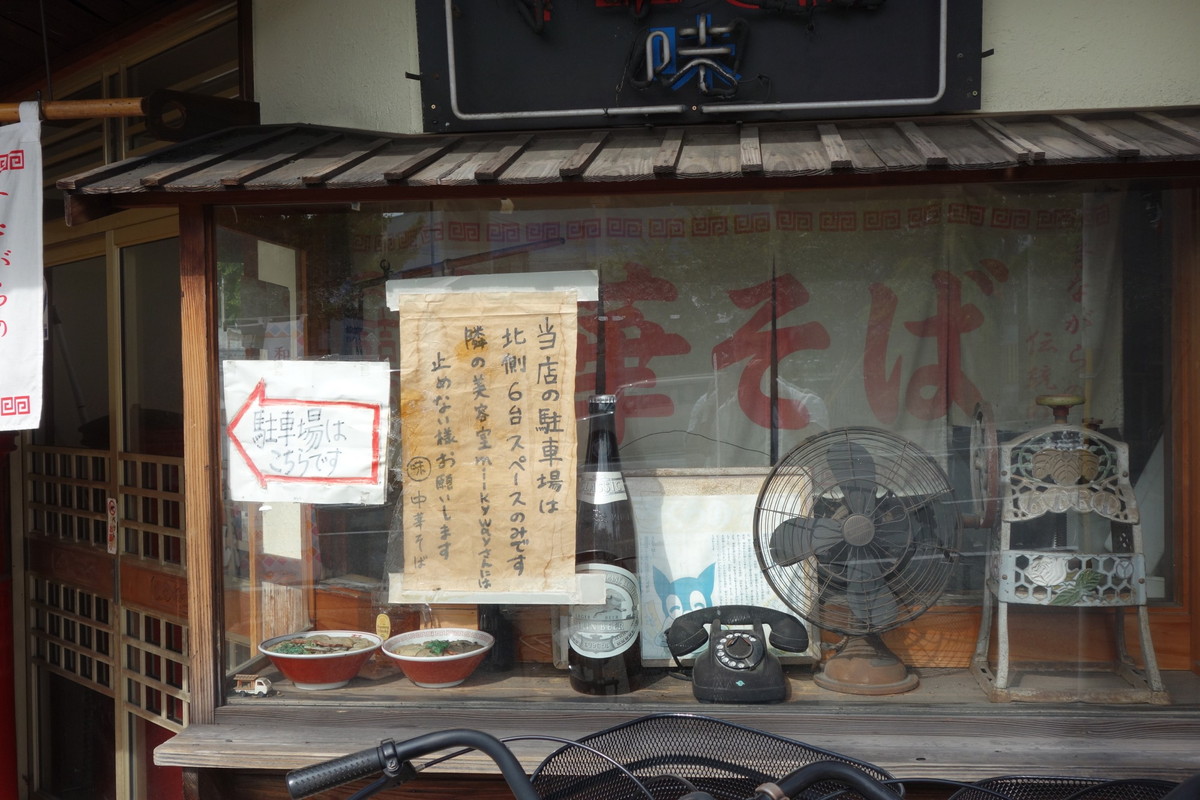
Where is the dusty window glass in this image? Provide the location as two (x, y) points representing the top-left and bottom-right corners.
(121, 238), (183, 457)
(37, 256), (110, 449)
(214, 183), (1176, 698)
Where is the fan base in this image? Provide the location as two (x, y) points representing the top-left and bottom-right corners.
(814, 635), (919, 696)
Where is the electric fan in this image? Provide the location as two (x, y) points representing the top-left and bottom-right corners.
(753, 427), (962, 695)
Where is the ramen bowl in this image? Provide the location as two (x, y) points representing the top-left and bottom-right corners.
(259, 630), (382, 690)
(381, 627), (495, 688)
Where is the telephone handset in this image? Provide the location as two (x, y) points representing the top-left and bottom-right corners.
(666, 605), (809, 703)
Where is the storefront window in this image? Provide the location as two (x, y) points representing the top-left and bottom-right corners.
(37, 256), (110, 450)
(121, 238), (183, 457)
(214, 181), (1175, 699)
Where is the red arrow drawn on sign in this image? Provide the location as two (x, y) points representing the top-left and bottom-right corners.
(226, 379), (382, 489)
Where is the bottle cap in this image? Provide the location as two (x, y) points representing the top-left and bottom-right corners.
(588, 395), (617, 414)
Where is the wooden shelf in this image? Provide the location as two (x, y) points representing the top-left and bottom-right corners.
(156, 666), (1200, 783)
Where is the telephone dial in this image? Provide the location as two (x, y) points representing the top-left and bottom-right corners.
(666, 605), (809, 703)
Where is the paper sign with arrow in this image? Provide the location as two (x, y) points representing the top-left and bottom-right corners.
(222, 360), (390, 504)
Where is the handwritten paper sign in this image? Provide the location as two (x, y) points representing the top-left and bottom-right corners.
(222, 360), (390, 504)
(0, 102), (44, 430)
(393, 290), (578, 597)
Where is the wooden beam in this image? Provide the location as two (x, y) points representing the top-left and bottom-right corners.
(138, 127), (298, 188)
(740, 125), (763, 174)
(0, 96), (145, 124)
(382, 138), (462, 182)
(475, 134), (533, 182)
(1054, 114), (1140, 158)
(896, 121), (949, 166)
(220, 131), (344, 187)
(559, 131), (609, 179)
(973, 118), (1037, 164)
(302, 137), (394, 185)
(1136, 111), (1200, 149)
(58, 150), (157, 191)
(653, 128), (686, 176)
(1171, 190), (1200, 677)
(978, 117), (1045, 162)
(817, 124), (853, 170)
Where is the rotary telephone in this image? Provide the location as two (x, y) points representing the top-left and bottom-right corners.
(666, 605), (809, 703)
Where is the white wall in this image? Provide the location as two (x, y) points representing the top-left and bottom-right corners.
(253, 0), (1200, 132)
(253, 0), (423, 132)
(981, 0), (1200, 112)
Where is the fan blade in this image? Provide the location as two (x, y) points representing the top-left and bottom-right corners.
(871, 515), (912, 550)
(826, 438), (877, 516)
(769, 516), (844, 567)
(865, 493), (913, 552)
(844, 557), (899, 629)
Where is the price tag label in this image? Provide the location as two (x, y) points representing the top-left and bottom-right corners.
(106, 497), (118, 555)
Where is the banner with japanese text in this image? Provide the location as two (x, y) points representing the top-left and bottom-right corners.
(0, 102), (44, 430)
(349, 186), (1122, 470)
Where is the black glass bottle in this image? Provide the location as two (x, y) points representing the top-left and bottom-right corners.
(567, 394), (642, 695)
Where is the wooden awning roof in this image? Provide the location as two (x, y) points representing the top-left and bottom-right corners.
(58, 106), (1200, 224)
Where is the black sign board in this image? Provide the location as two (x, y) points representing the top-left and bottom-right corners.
(415, 0), (982, 133)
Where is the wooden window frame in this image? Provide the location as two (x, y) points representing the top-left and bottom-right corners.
(160, 180), (1200, 796)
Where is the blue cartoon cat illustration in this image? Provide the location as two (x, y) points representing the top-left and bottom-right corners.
(652, 563), (716, 648)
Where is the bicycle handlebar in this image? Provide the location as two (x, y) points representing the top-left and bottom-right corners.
(285, 729), (541, 800)
(286, 729), (905, 800)
(287, 724), (1194, 800)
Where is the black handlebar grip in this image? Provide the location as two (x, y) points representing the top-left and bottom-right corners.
(286, 743), (386, 799)
(285, 730), (541, 800)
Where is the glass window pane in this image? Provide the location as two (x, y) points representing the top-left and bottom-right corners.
(121, 239), (183, 457)
(215, 182), (1177, 693)
(38, 257), (110, 449)
(38, 672), (115, 799)
(40, 82), (104, 220)
(126, 21), (239, 98)
(124, 20), (240, 152)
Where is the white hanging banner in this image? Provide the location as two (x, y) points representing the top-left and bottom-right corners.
(0, 102), (44, 431)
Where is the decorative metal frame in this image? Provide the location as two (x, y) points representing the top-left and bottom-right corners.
(972, 410), (1168, 704)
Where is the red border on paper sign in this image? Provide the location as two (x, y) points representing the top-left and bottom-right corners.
(226, 379), (382, 489)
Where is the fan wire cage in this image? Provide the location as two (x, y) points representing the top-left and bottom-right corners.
(754, 427), (962, 637)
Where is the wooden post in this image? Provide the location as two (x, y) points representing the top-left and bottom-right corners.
(1175, 189), (1200, 677)
(179, 204), (222, 724)
(0, 433), (19, 798)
